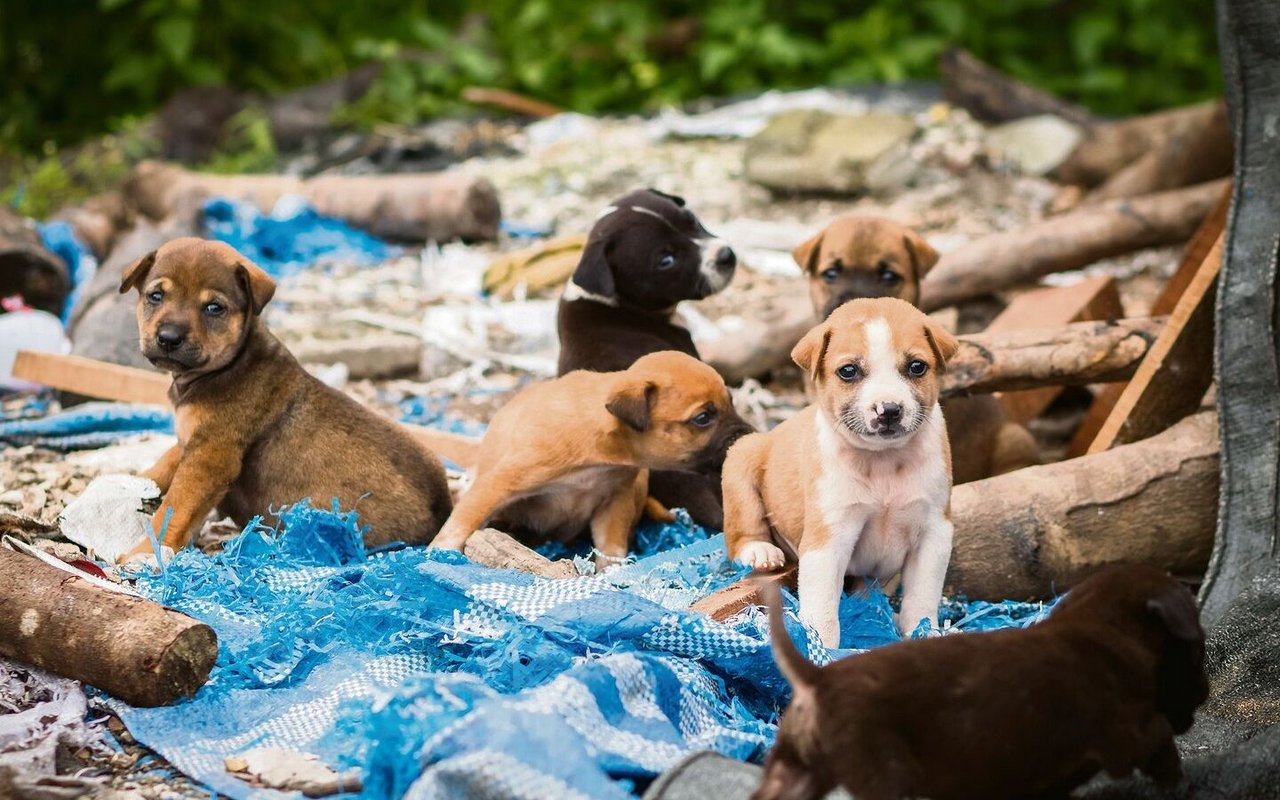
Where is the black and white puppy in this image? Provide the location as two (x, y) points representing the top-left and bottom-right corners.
(557, 188), (746, 530)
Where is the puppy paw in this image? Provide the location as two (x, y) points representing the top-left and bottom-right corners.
(427, 533), (467, 552)
(734, 541), (786, 572)
(116, 538), (173, 568)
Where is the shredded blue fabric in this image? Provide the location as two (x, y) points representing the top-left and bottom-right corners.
(202, 196), (399, 278)
(399, 396), (487, 438)
(37, 220), (97, 323)
(0, 401), (173, 450)
(106, 503), (1056, 800)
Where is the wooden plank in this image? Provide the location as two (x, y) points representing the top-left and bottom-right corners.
(1068, 183), (1232, 456)
(12, 351), (170, 406)
(1085, 235), (1223, 454)
(690, 566), (797, 622)
(982, 275), (1124, 424)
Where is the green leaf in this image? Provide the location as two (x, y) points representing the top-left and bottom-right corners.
(153, 16), (195, 65)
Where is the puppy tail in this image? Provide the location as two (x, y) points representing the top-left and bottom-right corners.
(760, 580), (821, 689)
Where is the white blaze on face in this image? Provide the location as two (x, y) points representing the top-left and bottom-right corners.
(857, 318), (917, 431)
(696, 237), (734, 293)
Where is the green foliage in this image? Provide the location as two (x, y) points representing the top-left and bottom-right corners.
(202, 106), (278, 174)
(0, 0), (1221, 157)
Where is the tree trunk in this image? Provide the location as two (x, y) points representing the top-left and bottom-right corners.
(0, 549), (217, 706)
(920, 179), (1227, 311)
(948, 412), (1218, 601)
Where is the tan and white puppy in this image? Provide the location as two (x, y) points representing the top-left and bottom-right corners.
(723, 298), (958, 646)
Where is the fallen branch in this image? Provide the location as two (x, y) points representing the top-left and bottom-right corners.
(124, 160), (502, 243)
(944, 316), (1165, 397)
(948, 411), (1217, 601)
(0, 547), (217, 706)
(461, 87), (564, 119)
(463, 528), (579, 579)
(920, 179), (1228, 311)
(939, 48), (1095, 127)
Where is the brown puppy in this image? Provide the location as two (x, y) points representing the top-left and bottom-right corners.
(724, 299), (958, 646)
(754, 564), (1209, 800)
(430, 351), (750, 561)
(793, 215), (1039, 484)
(119, 237), (451, 560)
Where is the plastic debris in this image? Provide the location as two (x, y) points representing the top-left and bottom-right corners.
(58, 474), (161, 564)
(225, 747), (361, 797)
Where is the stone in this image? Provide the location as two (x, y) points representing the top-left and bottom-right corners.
(984, 114), (1083, 176)
(743, 110), (919, 195)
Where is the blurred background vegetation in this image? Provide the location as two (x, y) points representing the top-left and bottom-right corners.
(0, 0), (1220, 212)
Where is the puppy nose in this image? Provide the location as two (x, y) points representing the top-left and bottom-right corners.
(714, 246), (736, 269)
(877, 403), (903, 423)
(156, 325), (186, 352)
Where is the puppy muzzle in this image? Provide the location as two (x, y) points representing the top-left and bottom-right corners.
(695, 238), (736, 297)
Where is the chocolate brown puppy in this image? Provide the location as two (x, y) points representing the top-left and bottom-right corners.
(558, 189), (746, 530)
(793, 215), (1039, 484)
(754, 564), (1209, 800)
(430, 351), (751, 562)
(119, 237), (451, 560)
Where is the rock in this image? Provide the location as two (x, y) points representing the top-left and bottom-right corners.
(743, 110), (919, 195)
(984, 115), (1083, 176)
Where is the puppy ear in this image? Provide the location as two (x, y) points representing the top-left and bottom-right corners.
(236, 261), (276, 315)
(791, 231), (824, 274)
(902, 231), (940, 280)
(606, 380), (655, 432)
(646, 188), (686, 207)
(1146, 584), (1204, 646)
(923, 320), (960, 371)
(119, 250), (158, 294)
(572, 239), (615, 298)
(791, 325), (831, 380)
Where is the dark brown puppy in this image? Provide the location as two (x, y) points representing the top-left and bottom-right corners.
(754, 564), (1209, 800)
(794, 215), (1039, 484)
(557, 189), (746, 529)
(119, 237), (451, 561)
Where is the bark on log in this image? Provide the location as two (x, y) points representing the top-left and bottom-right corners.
(1053, 100), (1227, 188)
(123, 160), (502, 243)
(939, 48), (1096, 127)
(919, 179), (1228, 311)
(947, 411), (1218, 601)
(698, 286), (815, 384)
(944, 316), (1165, 397)
(50, 191), (133, 259)
(0, 548), (217, 706)
(463, 528), (579, 579)
(1083, 101), (1232, 203)
(0, 207), (70, 316)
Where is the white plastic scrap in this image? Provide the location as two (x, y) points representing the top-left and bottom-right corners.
(225, 747), (361, 797)
(58, 474), (162, 564)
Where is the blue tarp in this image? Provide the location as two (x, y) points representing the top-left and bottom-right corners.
(36, 220), (97, 324)
(0, 401), (173, 450)
(108, 503), (1053, 800)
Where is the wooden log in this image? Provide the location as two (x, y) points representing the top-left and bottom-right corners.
(939, 48), (1096, 127)
(698, 286), (815, 384)
(1053, 100), (1227, 188)
(981, 275), (1124, 424)
(1085, 235), (1222, 453)
(0, 547), (217, 706)
(462, 528), (579, 579)
(1083, 101), (1232, 203)
(948, 411), (1218, 601)
(1068, 183), (1231, 456)
(690, 566), (797, 622)
(50, 191), (133, 259)
(0, 207), (70, 317)
(123, 160), (502, 243)
(919, 179), (1228, 311)
(944, 316), (1164, 397)
(12, 351), (171, 406)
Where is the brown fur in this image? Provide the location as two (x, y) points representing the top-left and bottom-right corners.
(754, 564), (1210, 800)
(119, 237), (451, 560)
(430, 351), (751, 561)
(794, 215), (1039, 484)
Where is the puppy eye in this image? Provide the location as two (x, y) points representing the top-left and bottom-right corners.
(204, 301), (225, 316)
(836, 364), (862, 382)
(906, 359), (928, 377)
(820, 266), (840, 283)
(657, 253), (676, 269)
(147, 290), (164, 304)
(690, 409), (717, 428)
(878, 262), (902, 285)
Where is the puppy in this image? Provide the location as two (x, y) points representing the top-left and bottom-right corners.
(558, 188), (745, 529)
(119, 238), (451, 560)
(794, 215), (1039, 484)
(430, 351), (751, 561)
(754, 565), (1209, 800)
(723, 298), (957, 645)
